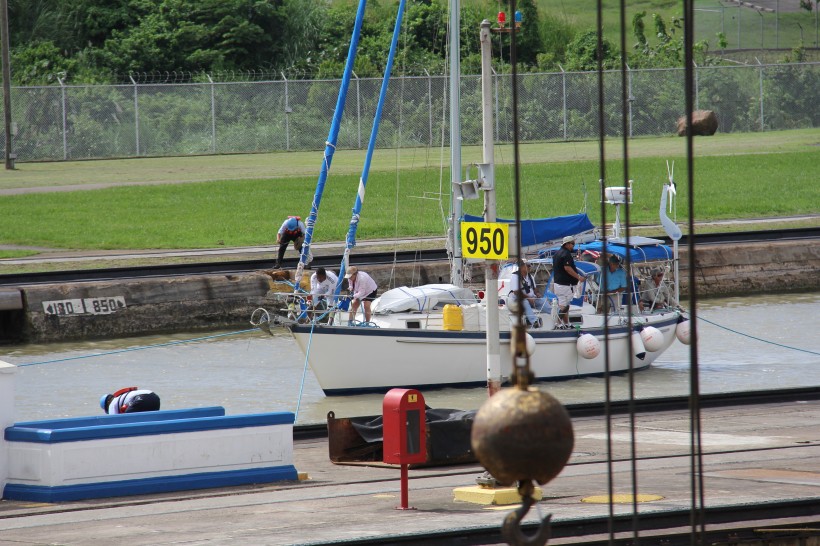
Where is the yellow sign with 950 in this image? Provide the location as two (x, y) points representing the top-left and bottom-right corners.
(460, 222), (508, 260)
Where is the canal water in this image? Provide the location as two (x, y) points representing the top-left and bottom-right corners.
(3, 292), (818, 425)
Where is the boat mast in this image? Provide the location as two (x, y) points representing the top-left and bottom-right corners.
(294, 0), (368, 290)
(449, 0), (464, 287)
(336, 0), (408, 285)
(479, 19), (502, 395)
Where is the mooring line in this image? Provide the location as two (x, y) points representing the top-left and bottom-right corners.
(15, 328), (260, 367)
(699, 316), (820, 356)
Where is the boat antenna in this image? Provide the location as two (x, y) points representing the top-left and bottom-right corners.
(293, 0), (368, 291)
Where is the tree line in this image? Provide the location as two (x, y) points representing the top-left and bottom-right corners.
(9, 0), (735, 86)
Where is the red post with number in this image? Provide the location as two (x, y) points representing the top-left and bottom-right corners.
(383, 388), (426, 509)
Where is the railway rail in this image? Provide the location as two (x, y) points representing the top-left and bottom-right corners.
(1, 227), (817, 287)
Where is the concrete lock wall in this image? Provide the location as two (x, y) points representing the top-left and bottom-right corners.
(20, 273), (273, 342)
(10, 240), (820, 343)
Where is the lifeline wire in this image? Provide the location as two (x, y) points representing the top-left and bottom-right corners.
(16, 328), (260, 367)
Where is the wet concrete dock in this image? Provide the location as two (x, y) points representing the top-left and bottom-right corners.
(1, 397), (819, 545)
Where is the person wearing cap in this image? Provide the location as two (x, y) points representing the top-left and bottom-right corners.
(508, 260), (548, 328)
(310, 267), (339, 315)
(640, 268), (675, 311)
(597, 254), (628, 312)
(552, 235), (586, 327)
(100, 387), (160, 415)
(275, 216), (306, 269)
(345, 266), (378, 323)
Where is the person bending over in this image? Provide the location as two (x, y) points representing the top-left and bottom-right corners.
(345, 266), (378, 323)
(274, 216), (306, 269)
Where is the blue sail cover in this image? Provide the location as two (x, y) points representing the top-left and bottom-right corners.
(578, 241), (673, 263)
(463, 213), (594, 248)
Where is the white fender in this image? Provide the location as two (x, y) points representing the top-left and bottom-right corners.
(525, 333), (536, 356)
(576, 333), (601, 359)
(640, 326), (664, 352)
(631, 331), (647, 360)
(675, 319), (691, 345)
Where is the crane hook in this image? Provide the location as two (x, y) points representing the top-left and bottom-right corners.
(501, 484), (552, 546)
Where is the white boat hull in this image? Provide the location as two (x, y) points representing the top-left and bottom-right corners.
(289, 312), (681, 395)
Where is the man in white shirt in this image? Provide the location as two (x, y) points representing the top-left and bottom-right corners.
(310, 267), (338, 311)
(508, 260), (548, 328)
(345, 266), (378, 323)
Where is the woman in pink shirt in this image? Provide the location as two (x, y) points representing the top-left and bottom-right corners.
(345, 266), (378, 323)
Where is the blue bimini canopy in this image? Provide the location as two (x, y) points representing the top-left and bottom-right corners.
(463, 213), (594, 248)
(578, 241), (673, 263)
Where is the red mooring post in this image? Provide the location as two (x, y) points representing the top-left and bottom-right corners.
(383, 388), (426, 511)
(399, 463), (410, 510)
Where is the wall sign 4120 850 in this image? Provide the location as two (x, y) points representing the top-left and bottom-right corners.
(42, 297), (127, 316)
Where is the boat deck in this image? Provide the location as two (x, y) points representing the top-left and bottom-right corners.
(2, 397), (819, 545)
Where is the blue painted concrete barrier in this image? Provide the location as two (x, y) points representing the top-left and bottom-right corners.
(3, 407), (298, 502)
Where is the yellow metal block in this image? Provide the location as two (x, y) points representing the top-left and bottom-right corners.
(297, 472), (310, 481)
(581, 493), (664, 504)
(453, 485), (543, 506)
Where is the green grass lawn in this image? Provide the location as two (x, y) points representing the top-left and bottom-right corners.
(0, 129), (817, 251)
(534, 0), (818, 50)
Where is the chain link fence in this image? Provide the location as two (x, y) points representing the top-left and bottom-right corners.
(3, 62), (818, 162)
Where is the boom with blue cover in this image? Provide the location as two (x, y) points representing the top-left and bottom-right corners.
(463, 213), (594, 248)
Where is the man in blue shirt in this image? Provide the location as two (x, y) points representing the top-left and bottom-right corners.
(598, 254), (627, 313)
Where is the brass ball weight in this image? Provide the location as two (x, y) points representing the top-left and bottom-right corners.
(471, 387), (574, 487)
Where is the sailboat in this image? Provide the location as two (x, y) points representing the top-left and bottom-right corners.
(253, 2), (689, 396)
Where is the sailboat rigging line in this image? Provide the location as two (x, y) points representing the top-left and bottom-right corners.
(594, 0), (615, 539)
(390, 12), (411, 292)
(335, 0), (408, 296)
(683, 0), (707, 540)
(294, 0), (368, 291)
(294, 319), (317, 421)
(616, 1), (641, 539)
(698, 317), (820, 355)
(509, 0), (527, 352)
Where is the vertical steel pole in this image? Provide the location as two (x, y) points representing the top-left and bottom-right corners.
(0, 0), (11, 169)
(626, 64), (633, 138)
(354, 72), (362, 149)
(130, 75), (140, 156)
(58, 77), (68, 160)
(560, 64), (567, 141)
(208, 74), (216, 153)
(758, 61), (764, 131)
(424, 69), (433, 147)
(480, 19), (501, 397)
(493, 68), (499, 140)
(282, 72), (290, 151)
